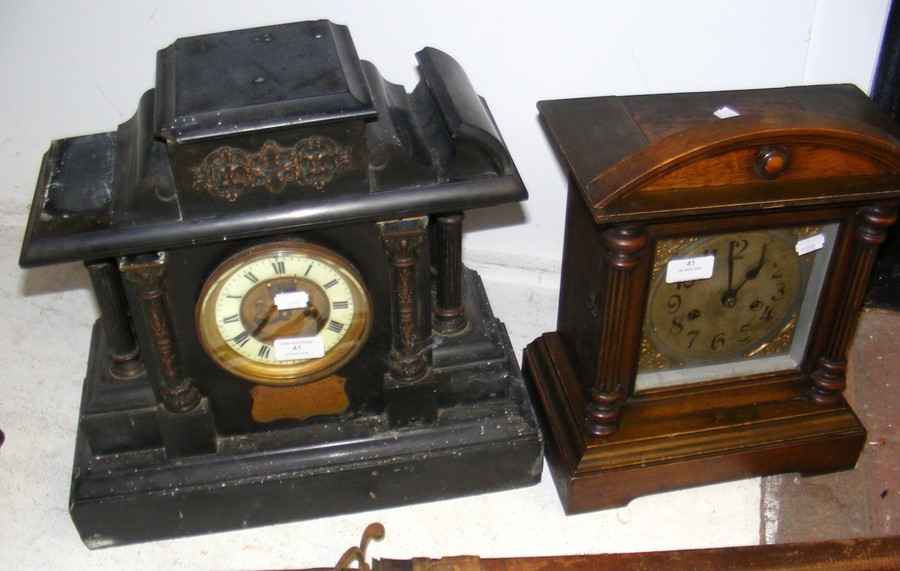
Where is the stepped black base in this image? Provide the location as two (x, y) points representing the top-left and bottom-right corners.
(69, 270), (542, 548)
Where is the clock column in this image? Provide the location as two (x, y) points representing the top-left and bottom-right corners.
(431, 211), (468, 334)
(378, 217), (438, 426)
(84, 260), (145, 379)
(119, 252), (217, 456)
(809, 202), (899, 405)
(585, 225), (649, 436)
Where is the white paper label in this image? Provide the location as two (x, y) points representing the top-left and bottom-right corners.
(274, 291), (310, 311)
(274, 337), (324, 361)
(714, 106), (741, 119)
(666, 255), (715, 284)
(795, 234), (826, 256)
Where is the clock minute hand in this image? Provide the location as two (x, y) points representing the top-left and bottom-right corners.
(727, 240), (736, 293)
(721, 244), (766, 307)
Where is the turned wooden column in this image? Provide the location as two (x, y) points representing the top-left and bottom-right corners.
(809, 202), (898, 405)
(585, 224), (648, 436)
(431, 211), (467, 334)
(119, 252), (201, 414)
(84, 259), (144, 379)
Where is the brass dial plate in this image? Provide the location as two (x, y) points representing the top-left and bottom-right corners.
(647, 230), (802, 361)
(636, 224), (837, 391)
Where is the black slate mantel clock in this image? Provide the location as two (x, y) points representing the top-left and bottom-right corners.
(524, 85), (900, 514)
(19, 20), (542, 547)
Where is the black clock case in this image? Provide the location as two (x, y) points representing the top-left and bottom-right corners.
(70, 263), (533, 547)
(19, 21), (542, 547)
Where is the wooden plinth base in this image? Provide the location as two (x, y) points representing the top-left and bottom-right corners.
(523, 332), (866, 514)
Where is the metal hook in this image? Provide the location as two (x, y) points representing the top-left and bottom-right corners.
(333, 523), (385, 571)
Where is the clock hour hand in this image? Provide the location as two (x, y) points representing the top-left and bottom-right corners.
(738, 244), (768, 290)
(251, 305), (277, 336)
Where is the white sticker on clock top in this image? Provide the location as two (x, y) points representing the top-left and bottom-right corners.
(274, 337), (325, 361)
(713, 105), (741, 119)
(795, 233), (826, 256)
(665, 255), (715, 284)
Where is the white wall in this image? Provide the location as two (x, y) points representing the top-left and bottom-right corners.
(0, 0), (891, 273)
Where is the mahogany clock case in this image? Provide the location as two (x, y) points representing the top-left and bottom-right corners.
(18, 21), (542, 547)
(526, 85), (900, 514)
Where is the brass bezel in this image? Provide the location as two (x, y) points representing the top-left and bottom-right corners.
(196, 241), (373, 386)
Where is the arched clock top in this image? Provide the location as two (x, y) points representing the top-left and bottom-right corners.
(539, 84), (900, 224)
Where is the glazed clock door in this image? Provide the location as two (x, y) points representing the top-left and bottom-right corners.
(635, 222), (839, 391)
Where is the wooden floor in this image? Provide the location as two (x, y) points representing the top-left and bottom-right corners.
(761, 308), (899, 544)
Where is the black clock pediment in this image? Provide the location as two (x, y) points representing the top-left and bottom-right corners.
(153, 20), (376, 144)
(20, 27), (525, 268)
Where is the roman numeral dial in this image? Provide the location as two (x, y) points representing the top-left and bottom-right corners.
(196, 241), (372, 386)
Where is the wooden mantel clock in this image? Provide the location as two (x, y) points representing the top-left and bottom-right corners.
(18, 21), (542, 547)
(524, 85), (900, 513)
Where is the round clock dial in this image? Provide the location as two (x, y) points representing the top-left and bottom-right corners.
(196, 241), (372, 385)
(646, 230), (803, 362)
